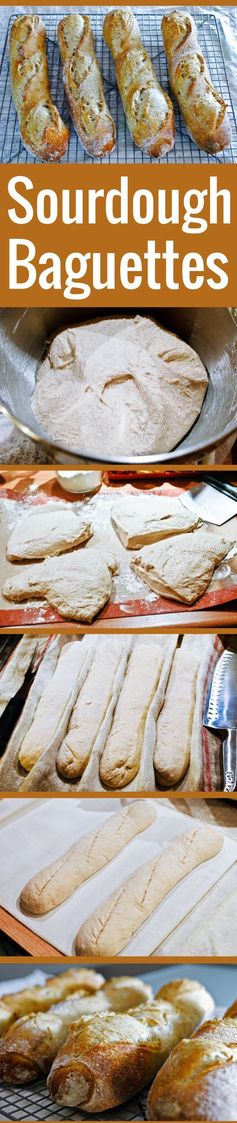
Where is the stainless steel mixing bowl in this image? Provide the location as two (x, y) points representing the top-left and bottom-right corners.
(0, 307), (236, 464)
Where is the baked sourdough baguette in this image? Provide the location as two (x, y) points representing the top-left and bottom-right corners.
(47, 979), (214, 1111)
(147, 1016), (237, 1120)
(75, 825), (222, 955)
(103, 9), (175, 157)
(162, 10), (231, 154)
(0, 969), (104, 1036)
(0, 975), (152, 1082)
(9, 15), (69, 161)
(19, 802), (156, 915)
(57, 14), (116, 157)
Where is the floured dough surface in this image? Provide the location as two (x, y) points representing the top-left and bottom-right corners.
(111, 496), (200, 548)
(0, 637), (36, 718)
(184, 892), (237, 955)
(155, 649), (200, 786)
(19, 642), (86, 772)
(57, 638), (123, 779)
(32, 316), (208, 457)
(7, 508), (92, 560)
(3, 548), (118, 622)
(99, 643), (163, 788)
(131, 531), (234, 604)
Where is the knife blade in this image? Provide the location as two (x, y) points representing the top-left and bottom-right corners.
(204, 650), (237, 792)
(180, 481), (237, 525)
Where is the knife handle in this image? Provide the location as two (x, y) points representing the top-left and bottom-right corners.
(223, 730), (237, 792)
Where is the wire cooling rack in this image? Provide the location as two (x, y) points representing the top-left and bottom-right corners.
(0, 1075), (148, 1121)
(0, 6), (236, 164)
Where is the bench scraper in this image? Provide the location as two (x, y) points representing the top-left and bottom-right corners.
(204, 649), (237, 791)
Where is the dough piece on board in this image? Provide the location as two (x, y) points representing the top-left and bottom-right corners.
(7, 508), (92, 560)
(2, 548), (118, 622)
(111, 496), (200, 548)
(0, 637), (36, 718)
(20, 802), (156, 914)
(131, 532), (233, 604)
(18, 642), (87, 772)
(32, 315), (208, 458)
(155, 648), (200, 787)
(57, 638), (123, 779)
(75, 824), (223, 955)
(99, 644), (163, 788)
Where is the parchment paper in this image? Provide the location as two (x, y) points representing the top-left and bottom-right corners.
(0, 798), (236, 956)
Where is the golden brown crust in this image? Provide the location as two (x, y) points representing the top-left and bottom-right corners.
(162, 10), (231, 154)
(0, 969), (104, 1032)
(58, 14), (115, 157)
(147, 1018), (237, 1120)
(103, 9), (175, 157)
(47, 980), (214, 1112)
(9, 15), (69, 160)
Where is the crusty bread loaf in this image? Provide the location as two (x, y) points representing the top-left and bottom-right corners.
(47, 979), (214, 1112)
(0, 969), (104, 1034)
(0, 975), (152, 1083)
(162, 10), (231, 154)
(58, 14), (115, 157)
(75, 825), (222, 955)
(147, 1017), (237, 1120)
(19, 802), (156, 915)
(9, 15), (69, 160)
(103, 9), (175, 157)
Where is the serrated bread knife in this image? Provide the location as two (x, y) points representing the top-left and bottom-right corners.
(204, 650), (237, 791)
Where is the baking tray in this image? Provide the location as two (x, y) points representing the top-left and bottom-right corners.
(0, 478), (237, 626)
(0, 6), (236, 165)
(0, 798), (236, 955)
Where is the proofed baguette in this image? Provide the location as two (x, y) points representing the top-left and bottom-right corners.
(9, 15), (69, 161)
(154, 648), (200, 787)
(19, 801), (156, 915)
(58, 14), (116, 157)
(75, 824), (222, 955)
(103, 9), (175, 157)
(0, 976), (152, 1083)
(147, 1017), (237, 1120)
(99, 645), (163, 788)
(47, 978), (214, 1112)
(162, 10), (231, 154)
(0, 969), (104, 1035)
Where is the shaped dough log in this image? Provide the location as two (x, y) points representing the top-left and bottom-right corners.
(9, 15), (69, 161)
(147, 1017), (237, 1120)
(19, 802), (156, 914)
(155, 648), (200, 786)
(18, 641), (86, 772)
(3, 549), (118, 622)
(7, 509), (92, 560)
(162, 10), (231, 154)
(57, 638), (123, 779)
(99, 644), (163, 788)
(131, 532), (233, 604)
(111, 497), (199, 548)
(47, 979), (214, 1111)
(0, 975), (152, 1082)
(0, 638), (36, 719)
(75, 825), (223, 955)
